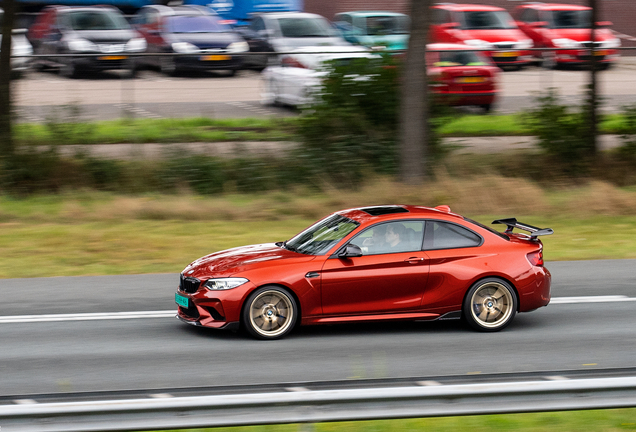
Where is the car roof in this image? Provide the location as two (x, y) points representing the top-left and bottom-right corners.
(337, 11), (408, 18)
(337, 205), (465, 223)
(522, 3), (590, 11)
(139, 5), (212, 17)
(434, 3), (506, 12)
(255, 12), (327, 20)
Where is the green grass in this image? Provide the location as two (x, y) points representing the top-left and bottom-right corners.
(12, 112), (633, 146)
(144, 408), (636, 432)
(2, 188), (636, 278)
(15, 117), (298, 146)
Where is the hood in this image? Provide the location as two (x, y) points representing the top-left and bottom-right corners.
(183, 243), (316, 277)
(73, 29), (139, 43)
(167, 31), (241, 50)
(355, 34), (408, 50)
(460, 29), (528, 44)
(545, 28), (614, 42)
(271, 36), (351, 51)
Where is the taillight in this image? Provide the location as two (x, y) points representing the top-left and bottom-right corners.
(281, 56), (308, 69)
(527, 250), (544, 267)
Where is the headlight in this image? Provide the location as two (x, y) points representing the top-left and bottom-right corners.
(226, 41), (249, 53)
(516, 39), (533, 50)
(204, 277), (249, 290)
(125, 38), (147, 52)
(67, 38), (98, 52)
(552, 38), (580, 48)
(463, 39), (493, 49)
(601, 38), (621, 49)
(172, 42), (199, 53)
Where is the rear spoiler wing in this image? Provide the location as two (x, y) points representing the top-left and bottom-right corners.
(492, 218), (554, 240)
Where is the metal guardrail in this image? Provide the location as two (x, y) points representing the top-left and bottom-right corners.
(2, 376), (636, 432)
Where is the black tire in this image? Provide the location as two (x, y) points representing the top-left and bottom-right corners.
(160, 56), (178, 76)
(463, 278), (517, 332)
(242, 286), (298, 340)
(59, 60), (77, 78)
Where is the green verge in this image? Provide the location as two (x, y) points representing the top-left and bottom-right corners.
(143, 408), (636, 432)
(2, 190), (636, 278)
(12, 113), (632, 146)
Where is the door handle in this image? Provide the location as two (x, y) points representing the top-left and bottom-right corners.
(404, 257), (425, 264)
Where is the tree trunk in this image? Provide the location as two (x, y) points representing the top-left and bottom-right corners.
(0, 0), (16, 158)
(398, 0), (430, 184)
(588, 0), (598, 155)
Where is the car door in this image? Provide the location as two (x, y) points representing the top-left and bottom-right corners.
(320, 220), (428, 316)
(419, 220), (486, 311)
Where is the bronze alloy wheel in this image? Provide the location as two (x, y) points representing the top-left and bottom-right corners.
(463, 278), (517, 332)
(243, 286), (297, 340)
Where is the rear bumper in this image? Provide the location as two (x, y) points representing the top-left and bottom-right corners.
(519, 266), (551, 312)
(433, 90), (497, 107)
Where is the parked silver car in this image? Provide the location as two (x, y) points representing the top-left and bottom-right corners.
(236, 12), (351, 70)
(0, 8), (34, 75)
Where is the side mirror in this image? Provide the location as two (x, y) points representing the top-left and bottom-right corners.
(339, 244), (362, 258)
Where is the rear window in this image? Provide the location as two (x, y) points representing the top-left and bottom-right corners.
(548, 10), (591, 29)
(278, 17), (335, 38)
(460, 11), (517, 30)
(464, 217), (510, 241)
(166, 15), (231, 33)
(67, 10), (130, 31)
(363, 15), (409, 35)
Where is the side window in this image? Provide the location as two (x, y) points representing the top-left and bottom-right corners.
(250, 16), (265, 32)
(424, 221), (482, 250)
(349, 221), (425, 255)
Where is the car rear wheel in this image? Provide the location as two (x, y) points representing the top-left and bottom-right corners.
(243, 286), (297, 340)
(463, 278), (517, 332)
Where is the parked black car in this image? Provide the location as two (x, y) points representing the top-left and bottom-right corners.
(132, 5), (248, 76)
(28, 5), (147, 78)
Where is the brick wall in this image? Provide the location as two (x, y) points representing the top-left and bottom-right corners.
(305, 0), (636, 48)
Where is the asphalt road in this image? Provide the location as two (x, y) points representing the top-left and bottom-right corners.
(1, 260), (636, 397)
(13, 58), (636, 122)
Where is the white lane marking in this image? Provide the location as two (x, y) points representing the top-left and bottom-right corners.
(285, 387), (310, 392)
(13, 399), (38, 405)
(149, 394), (174, 399)
(551, 296), (636, 304)
(0, 296), (634, 324)
(0, 311), (175, 324)
(545, 376), (569, 381)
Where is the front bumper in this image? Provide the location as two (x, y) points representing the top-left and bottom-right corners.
(174, 54), (243, 71)
(554, 49), (619, 65)
(69, 55), (135, 71)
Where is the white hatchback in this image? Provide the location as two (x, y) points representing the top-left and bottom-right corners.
(0, 9), (33, 74)
(261, 45), (377, 107)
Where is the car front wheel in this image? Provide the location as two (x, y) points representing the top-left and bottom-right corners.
(242, 286), (298, 340)
(463, 278), (517, 332)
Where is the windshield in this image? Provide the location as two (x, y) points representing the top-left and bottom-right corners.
(278, 17), (335, 38)
(432, 50), (491, 67)
(460, 11), (517, 30)
(166, 15), (231, 33)
(547, 10), (591, 29)
(363, 15), (409, 35)
(285, 214), (360, 255)
(68, 11), (131, 31)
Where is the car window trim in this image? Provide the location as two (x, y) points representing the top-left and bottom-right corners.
(423, 219), (484, 251)
(329, 219), (427, 258)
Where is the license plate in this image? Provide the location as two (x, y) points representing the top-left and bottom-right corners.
(98, 56), (128, 61)
(175, 293), (189, 308)
(456, 77), (485, 84)
(200, 55), (230, 61)
(594, 50), (607, 56)
(494, 51), (518, 58)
